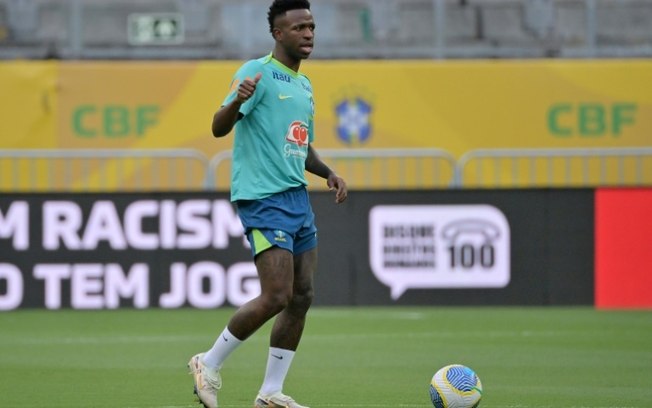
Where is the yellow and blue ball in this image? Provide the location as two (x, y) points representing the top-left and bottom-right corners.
(429, 364), (483, 408)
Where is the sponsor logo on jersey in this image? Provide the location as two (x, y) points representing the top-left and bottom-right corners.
(272, 71), (291, 83)
(285, 120), (309, 147)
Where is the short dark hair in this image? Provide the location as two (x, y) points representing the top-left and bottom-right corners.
(268, 0), (311, 33)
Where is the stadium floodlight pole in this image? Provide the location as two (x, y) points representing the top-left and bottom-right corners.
(68, 0), (83, 58)
(585, 0), (597, 57)
(433, 0), (446, 59)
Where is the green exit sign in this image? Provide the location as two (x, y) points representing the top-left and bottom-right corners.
(128, 13), (184, 45)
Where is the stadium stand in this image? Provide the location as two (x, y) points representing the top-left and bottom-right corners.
(0, 4), (6, 42)
(0, 0), (650, 60)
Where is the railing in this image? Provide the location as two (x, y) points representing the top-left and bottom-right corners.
(1, 147), (651, 192)
(455, 147), (652, 188)
(207, 148), (458, 191)
(0, 148), (209, 192)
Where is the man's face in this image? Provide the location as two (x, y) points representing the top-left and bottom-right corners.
(273, 9), (315, 60)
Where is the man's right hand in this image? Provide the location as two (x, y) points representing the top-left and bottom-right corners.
(235, 72), (262, 103)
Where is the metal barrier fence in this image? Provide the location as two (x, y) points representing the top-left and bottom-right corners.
(1, 147), (651, 191)
(0, 149), (209, 192)
(455, 147), (652, 187)
(208, 148), (458, 191)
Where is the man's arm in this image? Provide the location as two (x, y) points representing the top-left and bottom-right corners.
(212, 73), (262, 137)
(306, 145), (348, 203)
(212, 100), (243, 137)
(305, 145), (332, 179)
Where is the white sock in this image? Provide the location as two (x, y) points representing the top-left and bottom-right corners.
(259, 347), (295, 396)
(202, 327), (243, 369)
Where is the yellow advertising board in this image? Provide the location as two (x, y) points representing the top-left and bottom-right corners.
(0, 61), (57, 148)
(1, 59), (651, 189)
(303, 59), (651, 156)
(2, 59), (650, 157)
(55, 61), (238, 156)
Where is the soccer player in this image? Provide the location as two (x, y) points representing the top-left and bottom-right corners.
(188, 1), (347, 407)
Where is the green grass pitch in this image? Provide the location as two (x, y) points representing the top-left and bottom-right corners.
(1, 307), (651, 407)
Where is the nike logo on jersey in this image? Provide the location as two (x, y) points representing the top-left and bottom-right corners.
(278, 94), (293, 100)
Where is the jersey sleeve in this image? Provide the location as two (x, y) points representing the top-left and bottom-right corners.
(222, 60), (265, 117)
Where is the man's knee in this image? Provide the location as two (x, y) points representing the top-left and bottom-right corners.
(261, 289), (293, 314)
(290, 288), (314, 313)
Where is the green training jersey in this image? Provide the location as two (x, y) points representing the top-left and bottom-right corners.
(222, 54), (315, 201)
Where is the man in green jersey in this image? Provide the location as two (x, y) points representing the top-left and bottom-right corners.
(188, 1), (347, 408)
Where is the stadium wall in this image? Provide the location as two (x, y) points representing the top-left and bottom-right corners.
(2, 59), (651, 158)
(6, 188), (643, 311)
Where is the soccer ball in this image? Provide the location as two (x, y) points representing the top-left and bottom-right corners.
(429, 364), (483, 408)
